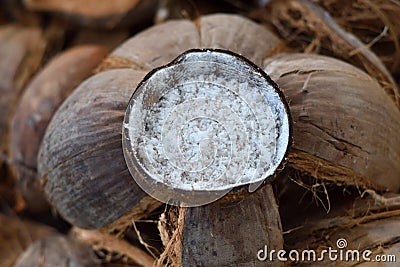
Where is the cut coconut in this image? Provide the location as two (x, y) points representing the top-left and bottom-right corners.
(123, 49), (292, 206)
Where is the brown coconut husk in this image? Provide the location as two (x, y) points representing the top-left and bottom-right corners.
(38, 13), (284, 231)
(156, 185), (283, 267)
(263, 53), (400, 192)
(0, 25), (46, 209)
(0, 214), (55, 267)
(9, 45), (109, 214)
(313, 0), (400, 76)
(281, 184), (400, 266)
(251, 0), (400, 106)
(72, 228), (155, 267)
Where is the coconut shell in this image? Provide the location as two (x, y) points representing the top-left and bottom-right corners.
(39, 13), (282, 230)
(263, 53), (400, 192)
(157, 184), (283, 266)
(22, 0), (158, 29)
(252, 0), (400, 106)
(37, 68), (162, 230)
(99, 13), (281, 72)
(14, 235), (100, 267)
(0, 25), (46, 206)
(0, 214), (55, 267)
(9, 45), (108, 213)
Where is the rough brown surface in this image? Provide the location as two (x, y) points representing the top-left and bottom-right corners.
(253, 0), (400, 105)
(0, 25), (46, 206)
(158, 185), (283, 266)
(9, 45), (108, 213)
(263, 53), (400, 191)
(37, 68), (161, 229)
(0, 25), (46, 161)
(283, 190), (400, 266)
(38, 14), (283, 231)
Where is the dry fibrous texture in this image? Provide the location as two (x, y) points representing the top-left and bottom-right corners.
(38, 68), (163, 230)
(0, 214), (55, 267)
(313, 0), (400, 76)
(157, 185), (283, 266)
(0, 24), (46, 206)
(263, 53), (400, 192)
(39, 13), (283, 230)
(22, 0), (158, 29)
(252, 0), (399, 106)
(14, 234), (100, 267)
(73, 228), (155, 267)
(9, 45), (108, 213)
(123, 49), (291, 206)
(283, 189), (400, 266)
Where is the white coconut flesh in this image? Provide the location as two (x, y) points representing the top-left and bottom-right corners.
(124, 50), (290, 191)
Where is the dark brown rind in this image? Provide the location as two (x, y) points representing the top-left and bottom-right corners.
(253, 0), (400, 106)
(9, 45), (109, 213)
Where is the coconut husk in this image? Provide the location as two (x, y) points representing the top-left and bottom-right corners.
(313, 0), (400, 76)
(282, 186), (400, 266)
(157, 184), (283, 266)
(0, 214), (55, 267)
(0, 24), (46, 209)
(263, 53), (400, 192)
(251, 0), (399, 106)
(9, 45), (108, 214)
(38, 13), (284, 230)
(98, 13), (283, 72)
(14, 234), (100, 267)
(37, 68), (163, 230)
(22, 0), (158, 29)
(72, 228), (155, 267)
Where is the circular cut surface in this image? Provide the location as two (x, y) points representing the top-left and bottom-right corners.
(123, 49), (291, 206)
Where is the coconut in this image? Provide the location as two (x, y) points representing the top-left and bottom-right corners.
(38, 13), (285, 232)
(9, 45), (108, 213)
(263, 53), (400, 192)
